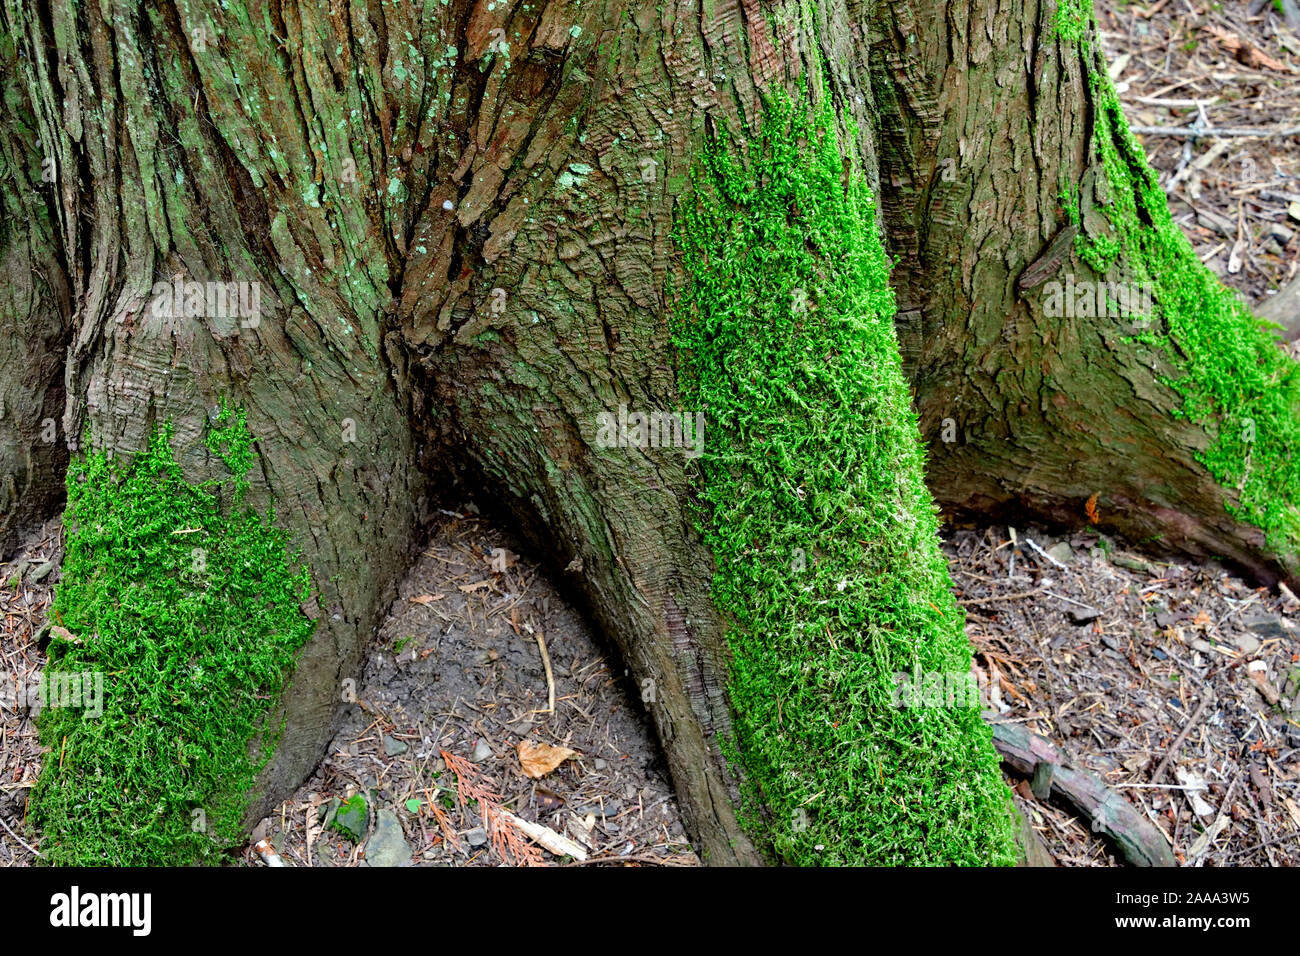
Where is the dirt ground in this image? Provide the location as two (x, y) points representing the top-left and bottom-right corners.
(4, 510), (1300, 866)
(1096, 0), (1300, 311)
(948, 525), (1300, 866)
(254, 510), (696, 867)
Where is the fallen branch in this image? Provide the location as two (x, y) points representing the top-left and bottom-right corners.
(1128, 125), (1300, 138)
(499, 810), (588, 862)
(991, 721), (1176, 867)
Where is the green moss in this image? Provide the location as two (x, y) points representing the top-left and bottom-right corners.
(330, 794), (368, 841)
(1053, 0), (1094, 43)
(30, 403), (317, 865)
(1065, 0), (1300, 559)
(672, 89), (1017, 865)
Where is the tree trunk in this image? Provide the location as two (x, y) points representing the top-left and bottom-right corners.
(866, 0), (1300, 585)
(3, 0), (1293, 864)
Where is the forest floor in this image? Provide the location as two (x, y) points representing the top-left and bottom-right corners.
(1096, 0), (1300, 318)
(950, 525), (1300, 866)
(256, 511), (695, 868)
(1, 0), (1298, 869)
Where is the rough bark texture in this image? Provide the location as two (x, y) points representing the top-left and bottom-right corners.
(0, 29), (70, 556)
(1, 0), (1289, 864)
(3, 0), (825, 865)
(865, 0), (1294, 585)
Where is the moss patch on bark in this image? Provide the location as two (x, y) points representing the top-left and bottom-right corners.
(671, 89), (1018, 865)
(30, 404), (316, 865)
(1060, 0), (1300, 563)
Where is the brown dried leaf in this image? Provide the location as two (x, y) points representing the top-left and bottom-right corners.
(517, 740), (578, 778)
(1202, 25), (1293, 72)
(409, 593), (445, 604)
(48, 625), (82, 645)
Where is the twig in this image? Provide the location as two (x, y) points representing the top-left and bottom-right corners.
(565, 853), (682, 866)
(1150, 693), (1215, 784)
(959, 587), (1045, 603)
(499, 809), (587, 861)
(535, 630), (555, 715)
(1025, 537), (1067, 570)
(254, 838), (286, 867)
(0, 811), (41, 859)
(1128, 125), (1300, 138)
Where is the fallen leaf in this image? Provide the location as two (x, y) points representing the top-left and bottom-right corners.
(409, 593), (445, 604)
(487, 547), (518, 573)
(517, 740), (579, 778)
(48, 625), (82, 645)
(1202, 25), (1294, 72)
(458, 580), (491, 593)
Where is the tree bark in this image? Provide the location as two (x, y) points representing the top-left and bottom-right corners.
(0, 27), (70, 556)
(2, 0), (1291, 864)
(865, 0), (1296, 585)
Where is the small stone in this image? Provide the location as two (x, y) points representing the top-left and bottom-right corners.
(383, 735), (409, 757)
(319, 796), (341, 825)
(1233, 632), (1262, 655)
(6, 559), (29, 586)
(364, 810), (412, 867)
(1046, 542), (1072, 565)
(465, 827), (488, 847)
(332, 794), (368, 841)
(1155, 611), (1182, 629)
(593, 758), (608, 771)
(471, 739), (492, 762)
(27, 560), (53, 583)
(1245, 615), (1290, 642)
(1067, 607), (1102, 625)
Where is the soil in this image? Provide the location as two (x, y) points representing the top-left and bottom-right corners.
(1097, 0), (1300, 310)
(946, 524), (1300, 867)
(256, 509), (697, 867)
